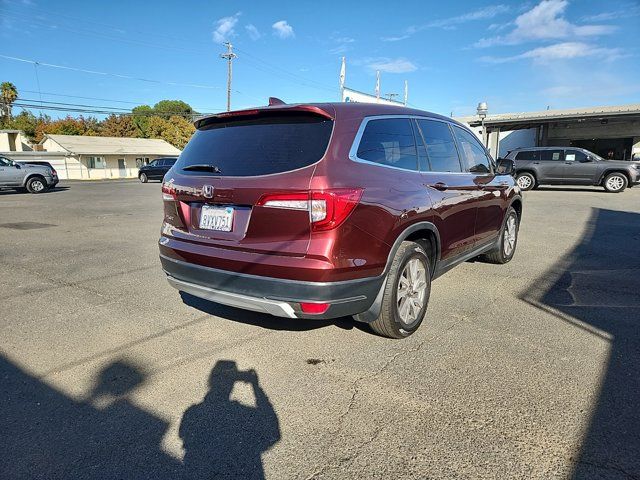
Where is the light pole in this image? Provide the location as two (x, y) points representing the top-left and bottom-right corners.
(477, 101), (488, 147)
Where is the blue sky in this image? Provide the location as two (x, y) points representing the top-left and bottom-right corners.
(1, 0), (639, 118)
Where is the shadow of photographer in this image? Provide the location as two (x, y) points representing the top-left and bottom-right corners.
(1, 356), (280, 480)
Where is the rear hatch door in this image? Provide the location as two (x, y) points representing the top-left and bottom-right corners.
(165, 106), (334, 256)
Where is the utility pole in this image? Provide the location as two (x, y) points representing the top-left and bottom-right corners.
(220, 42), (237, 112)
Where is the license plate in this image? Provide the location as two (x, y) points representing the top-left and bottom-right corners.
(199, 205), (234, 232)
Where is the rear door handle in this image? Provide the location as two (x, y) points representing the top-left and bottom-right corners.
(427, 182), (448, 191)
(533, 162), (540, 164)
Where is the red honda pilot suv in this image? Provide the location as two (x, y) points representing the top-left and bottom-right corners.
(159, 102), (522, 338)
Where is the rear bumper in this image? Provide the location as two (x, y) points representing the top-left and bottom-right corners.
(160, 254), (384, 319)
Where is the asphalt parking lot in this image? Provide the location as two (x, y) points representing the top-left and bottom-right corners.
(1, 180), (639, 479)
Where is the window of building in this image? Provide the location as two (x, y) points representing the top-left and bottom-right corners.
(356, 118), (418, 171)
(451, 125), (492, 174)
(415, 119), (462, 173)
(87, 156), (105, 169)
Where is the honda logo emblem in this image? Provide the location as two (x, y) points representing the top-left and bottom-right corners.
(202, 185), (214, 198)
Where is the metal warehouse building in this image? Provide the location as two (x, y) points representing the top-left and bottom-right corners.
(459, 103), (640, 161)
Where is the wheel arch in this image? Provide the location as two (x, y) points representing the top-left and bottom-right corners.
(598, 169), (632, 185)
(510, 197), (523, 221)
(22, 173), (46, 187)
(385, 222), (441, 279)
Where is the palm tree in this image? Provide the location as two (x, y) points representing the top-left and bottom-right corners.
(1, 82), (18, 122)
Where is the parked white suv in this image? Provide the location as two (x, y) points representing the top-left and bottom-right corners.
(0, 156), (57, 193)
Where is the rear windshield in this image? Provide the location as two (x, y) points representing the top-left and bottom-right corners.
(176, 114), (333, 176)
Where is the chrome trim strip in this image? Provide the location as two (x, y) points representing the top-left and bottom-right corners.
(166, 275), (298, 318)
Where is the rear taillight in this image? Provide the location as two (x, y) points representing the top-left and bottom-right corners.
(162, 183), (176, 201)
(257, 188), (363, 231)
(50, 168), (57, 176)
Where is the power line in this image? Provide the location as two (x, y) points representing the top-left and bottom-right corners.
(13, 102), (217, 118)
(18, 95), (225, 113)
(0, 54), (223, 90)
(3, 3), (338, 95)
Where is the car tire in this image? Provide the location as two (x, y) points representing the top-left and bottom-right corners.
(515, 172), (536, 191)
(26, 176), (47, 194)
(481, 207), (519, 264)
(603, 172), (627, 193)
(369, 241), (431, 339)
(139, 173), (148, 183)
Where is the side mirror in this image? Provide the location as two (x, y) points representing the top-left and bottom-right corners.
(496, 158), (515, 176)
(15, 163), (21, 169)
(582, 156), (593, 163)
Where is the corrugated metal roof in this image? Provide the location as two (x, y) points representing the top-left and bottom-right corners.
(44, 134), (181, 156)
(457, 103), (640, 127)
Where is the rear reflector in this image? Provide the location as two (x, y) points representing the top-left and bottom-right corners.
(256, 188), (363, 231)
(162, 183), (176, 201)
(300, 302), (330, 314)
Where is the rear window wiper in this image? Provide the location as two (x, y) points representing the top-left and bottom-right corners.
(182, 164), (222, 174)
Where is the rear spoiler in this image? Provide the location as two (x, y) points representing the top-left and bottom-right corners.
(194, 104), (334, 129)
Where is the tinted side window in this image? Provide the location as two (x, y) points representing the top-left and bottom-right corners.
(416, 119), (462, 173)
(515, 150), (539, 161)
(564, 150), (587, 162)
(0, 157), (11, 166)
(540, 150), (564, 161)
(166, 158), (177, 166)
(452, 126), (492, 174)
(357, 118), (418, 171)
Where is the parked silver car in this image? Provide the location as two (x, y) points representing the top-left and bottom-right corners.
(0, 155), (58, 193)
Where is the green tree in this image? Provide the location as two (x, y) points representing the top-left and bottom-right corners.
(3, 111), (39, 140)
(153, 100), (194, 119)
(131, 105), (154, 136)
(1, 82), (18, 122)
(145, 115), (195, 149)
(100, 114), (141, 138)
(38, 116), (89, 138)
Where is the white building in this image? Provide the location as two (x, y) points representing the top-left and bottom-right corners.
(2, 133), (181, 180)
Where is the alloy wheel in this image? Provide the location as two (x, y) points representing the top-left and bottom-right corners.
(396, 258), (427, 325)
(606, 175), (624, 191)
(32, 180), (44, 192)
(516, 175), (532, 189)
(503, 214), (517, 257)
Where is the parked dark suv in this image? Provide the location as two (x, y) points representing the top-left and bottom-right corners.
(506, 147), (640, 192)
(158, 103), (522, 338)
(138, 157), (177, 183)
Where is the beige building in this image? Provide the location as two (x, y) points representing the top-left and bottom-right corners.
(0, 129), (33, 152)
(35, 134), (181, 179)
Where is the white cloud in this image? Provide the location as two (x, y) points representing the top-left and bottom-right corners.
(245, 24), (261, 40)
(479, 42), (624, 64)
(272, 20), (294, 39)
(580, 4), (640, 22)
(362, 57), (418, 74)
(381, 4), (510, 41)
(474, 0), (616, 48)
(328, 35), (355, 54)
(212, 12), (241, 44)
